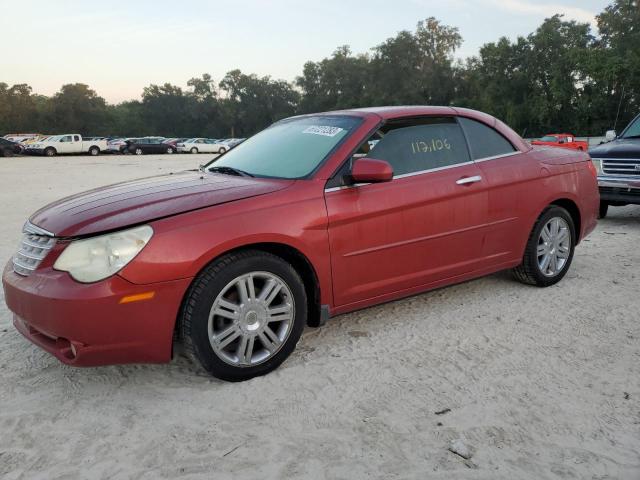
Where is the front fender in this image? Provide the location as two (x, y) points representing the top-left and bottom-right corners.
(118, 186), (333, 306)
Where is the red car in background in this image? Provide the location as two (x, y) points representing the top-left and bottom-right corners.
(531, 133), (589, 151)
(2, 106), (599, 381)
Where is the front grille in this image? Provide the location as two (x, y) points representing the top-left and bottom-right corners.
(602, 158), (640, 176)
(12, 222), (56, 276)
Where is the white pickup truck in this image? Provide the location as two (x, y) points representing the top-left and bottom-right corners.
(26, 134), (108, 156)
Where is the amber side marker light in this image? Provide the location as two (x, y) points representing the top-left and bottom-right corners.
(119, 292), (156, 304)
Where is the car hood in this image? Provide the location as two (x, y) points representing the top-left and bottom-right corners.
(30, 170), (293, 237)
(589, 138), (640, 158)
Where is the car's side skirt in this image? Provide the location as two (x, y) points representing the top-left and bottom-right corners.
(330, 258), (520, 317)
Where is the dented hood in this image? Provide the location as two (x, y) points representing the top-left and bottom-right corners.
(30, 170), (293, 237)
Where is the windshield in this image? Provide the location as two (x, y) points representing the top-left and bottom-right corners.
(205, 115), (362, 179)
(540, 135), (558, 142)
(621, 116), (640, 138)
(47, 135), (63, 142)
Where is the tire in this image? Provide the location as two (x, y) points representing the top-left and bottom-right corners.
(512, 205), (575, 287)
(218, 147), (226, 154)
(44, 147), (56, 157)
(134, 148), (143, 155)
(599, 201), (609, 219)
(166, 147), (174, 154)
(89, 146), (99, 156)
(190, 147), (198, 154)
(181, 250), (307, 382)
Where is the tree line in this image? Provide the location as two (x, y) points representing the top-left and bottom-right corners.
(1, 0), (637, 139)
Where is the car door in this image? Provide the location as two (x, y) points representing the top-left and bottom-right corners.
(57, 135), (73, 154)
(457, 116), (536, 266)
(148, 139), (160, 153)
(71, 135), (82, 153)
(324, 116), (489, 308)
(204, 139), (217, 153)
(144, 139), (157, 153)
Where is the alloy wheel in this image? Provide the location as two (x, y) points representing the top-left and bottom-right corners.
(537, 217), (571, 277)
(208, 271), (295, 367)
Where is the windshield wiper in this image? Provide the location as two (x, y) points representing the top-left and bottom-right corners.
(208, 166), (254, 177)
(622, 135), (640, 139)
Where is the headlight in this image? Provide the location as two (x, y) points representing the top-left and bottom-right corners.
(591, 158), (603, 175)
(54, 225), (153, 283)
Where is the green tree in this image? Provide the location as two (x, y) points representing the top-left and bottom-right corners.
(220, 70), (299, 136)
(47, 83), (110, 134)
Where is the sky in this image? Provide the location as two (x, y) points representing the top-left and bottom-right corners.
(1, 0), (611, 104)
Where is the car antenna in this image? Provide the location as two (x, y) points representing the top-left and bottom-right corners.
(613, 83), (626, 132)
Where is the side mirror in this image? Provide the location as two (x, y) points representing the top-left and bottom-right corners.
(605, 130), (617, 142)
(351, 158), (393, 184)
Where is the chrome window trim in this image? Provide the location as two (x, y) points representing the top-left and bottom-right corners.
(473, 151), (521, 163)
(392, 160), (476, 180)
(324, 151), (522, 193)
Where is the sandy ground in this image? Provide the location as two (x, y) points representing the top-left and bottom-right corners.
(1, 154), (639, 480)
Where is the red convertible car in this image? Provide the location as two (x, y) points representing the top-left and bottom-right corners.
(531, 133), (589, 151)
(2, 106), (599, 381)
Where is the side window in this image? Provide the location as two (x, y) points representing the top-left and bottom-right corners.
(366, 118), (470, 176)
(60, 135), (72, 143)
(458, 117), (515, 160)
(73, 135), (80, 142)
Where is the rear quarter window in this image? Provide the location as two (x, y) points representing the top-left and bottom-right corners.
(458, 117), (516, 160)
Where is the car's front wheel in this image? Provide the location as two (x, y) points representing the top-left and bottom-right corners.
(190, 147), (198, 154)
(134, 148), (143, 155)
(181, 250), (307, 381)
(512, 205), (575, 287)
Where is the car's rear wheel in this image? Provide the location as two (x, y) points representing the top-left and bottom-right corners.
(219, 147), (226, 154)
(44, 147), (56, 157)
(190, 147), (198, 154)
(134, 148), (143, 155)
(599, 201), (609, 219)
(166, 146), (174, 154)
(89, 146), (99, 156)
(181, 250), (307, 381)
(512, 206), (575, 287)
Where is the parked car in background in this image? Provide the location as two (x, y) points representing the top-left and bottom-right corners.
(589, 113), (640, 218)
(0, 138), (22, 156)
(107, 138), (127, 153)
(217, 138), (246, 150)
(2, 106), (599, 381)
(162, 138), (190, 152)
(177, 138), (228, 154)
(21, 135), (49, 146)
(124, 137), (173, 155)
(25, 134), (107, 156)
(3, 133), (41, 143)
(531, 133), (588, 151)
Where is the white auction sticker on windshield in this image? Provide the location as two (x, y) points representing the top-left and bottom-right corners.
(302, 126), (344, 137)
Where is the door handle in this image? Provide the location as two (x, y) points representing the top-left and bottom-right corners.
(456, 175), (482, 185)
